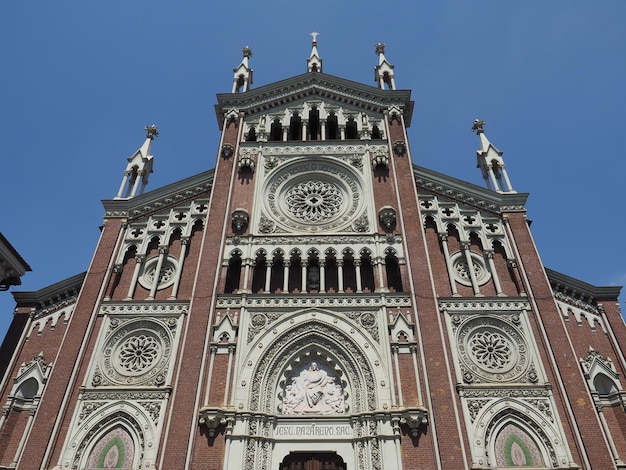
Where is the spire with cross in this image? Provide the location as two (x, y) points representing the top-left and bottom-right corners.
(307, 31), (323, 73)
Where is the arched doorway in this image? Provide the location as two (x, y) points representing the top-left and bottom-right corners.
(280, 452), (346, 470)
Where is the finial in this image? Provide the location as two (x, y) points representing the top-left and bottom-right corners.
(310, 31), (320, 44)
(242, 46), (252, 59)
(472, 119), (486, 134)
(375, 43), (385, 55)
(145, 124), (159, 139)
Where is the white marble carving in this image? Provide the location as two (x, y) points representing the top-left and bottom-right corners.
(282, 362), (344, 415)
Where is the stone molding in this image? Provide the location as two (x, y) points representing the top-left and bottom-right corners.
(217, 293), (411, 310)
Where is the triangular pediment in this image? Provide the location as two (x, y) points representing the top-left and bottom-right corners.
(215, 72), (414, 128)
(413, 164), (528, 215)
(102, 169), (214, 221)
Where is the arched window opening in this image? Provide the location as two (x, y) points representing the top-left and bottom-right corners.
(270, 253), (285, 293)
(246, 126), (256, 142)
(345, 117), (358, 139)
(16, 378), (39, 400)
(251, 253), (267, 293)
(124, 166), (139, 198)
(594, 373), (618, 397)
(288, 253), (303, 293)
(382, 72), (392, 90)
(289, 113), (302, 140)
(224, 253), (242, 294)
(146, 236), (160, 257)
(270, 119), (282, 141)
(235, 75), (245, 93)
(327, 113), (339, 140)
(343, 253), (357, 293)
(469, 232), (484, 251)
(385, 252), (403, 292)
(309, 108), (319, 140)
(371, 125), (381, 139)
(360, 252), (375, 293)
(446, 223), (461, 243)
(306, 254), (320, 292)
(325, 253), (339, 293)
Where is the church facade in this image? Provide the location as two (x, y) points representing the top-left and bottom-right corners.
(0, 41), (625, 470)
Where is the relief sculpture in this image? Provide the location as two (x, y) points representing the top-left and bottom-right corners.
(282, 362), (344, 415)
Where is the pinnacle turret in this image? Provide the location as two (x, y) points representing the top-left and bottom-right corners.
(374, 43), (395, 90)
(232, 46), (253, 93)
(473, 119), (515, 193)
(114, 125), (156, 199)
(307, 32), (323, 73)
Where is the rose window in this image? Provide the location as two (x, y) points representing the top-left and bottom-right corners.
(455, 260), (481, 280)
(285, 180), (342, 222)
(138, 256), (178, 290)
(469, 330), (512, 370)
(450, 252), (491, 286)
(118, 334), (160, 373)
(146, 263), (175, 286)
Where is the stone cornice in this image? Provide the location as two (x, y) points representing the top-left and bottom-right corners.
(414, 165), (529, 214)
(546, 268), (622, 302)
(438, 298), (531, 312)
(12, 272), (85, 310)
(102, 169), (214, 220)
(217, 293), (411, 310)
(99, 301), (190, 316)
(215, 72), (413, 128)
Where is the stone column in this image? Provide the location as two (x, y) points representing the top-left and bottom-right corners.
(319, 259), (326, 293)
(439, 233), (459, 296)
(461, 242), (481, 296)
(148, 246), (168, 300)
(125, 255), (145, 300)
(169, 237), (189, 298)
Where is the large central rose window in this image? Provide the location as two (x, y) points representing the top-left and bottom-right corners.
(285, 180), (343, 222)
(261, 159), (366, 233)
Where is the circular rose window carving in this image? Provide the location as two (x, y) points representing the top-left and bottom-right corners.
(456, 317), (528, 383)
(450, 251), (491, 287)
(138, 256), (178, 290)
(118, 334), (160, 373)
(261, 159), (365, 233)
(100, 320), (172, 386)
(468, 330), (512, 370)
(285, 180), (343, 223)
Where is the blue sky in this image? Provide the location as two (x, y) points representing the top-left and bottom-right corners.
(1, 2), (625, 339)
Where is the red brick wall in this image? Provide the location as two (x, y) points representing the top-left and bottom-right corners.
(18, 218), (123, 469)
(387, 115), (467, 469)
(505, 212), (613, 468)
(160, 117), (241, 468)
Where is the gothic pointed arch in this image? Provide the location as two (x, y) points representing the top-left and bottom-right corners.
(62, 402), (158, 470)
(247, 317), (380, 415)
(485, 410), (553, 468)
